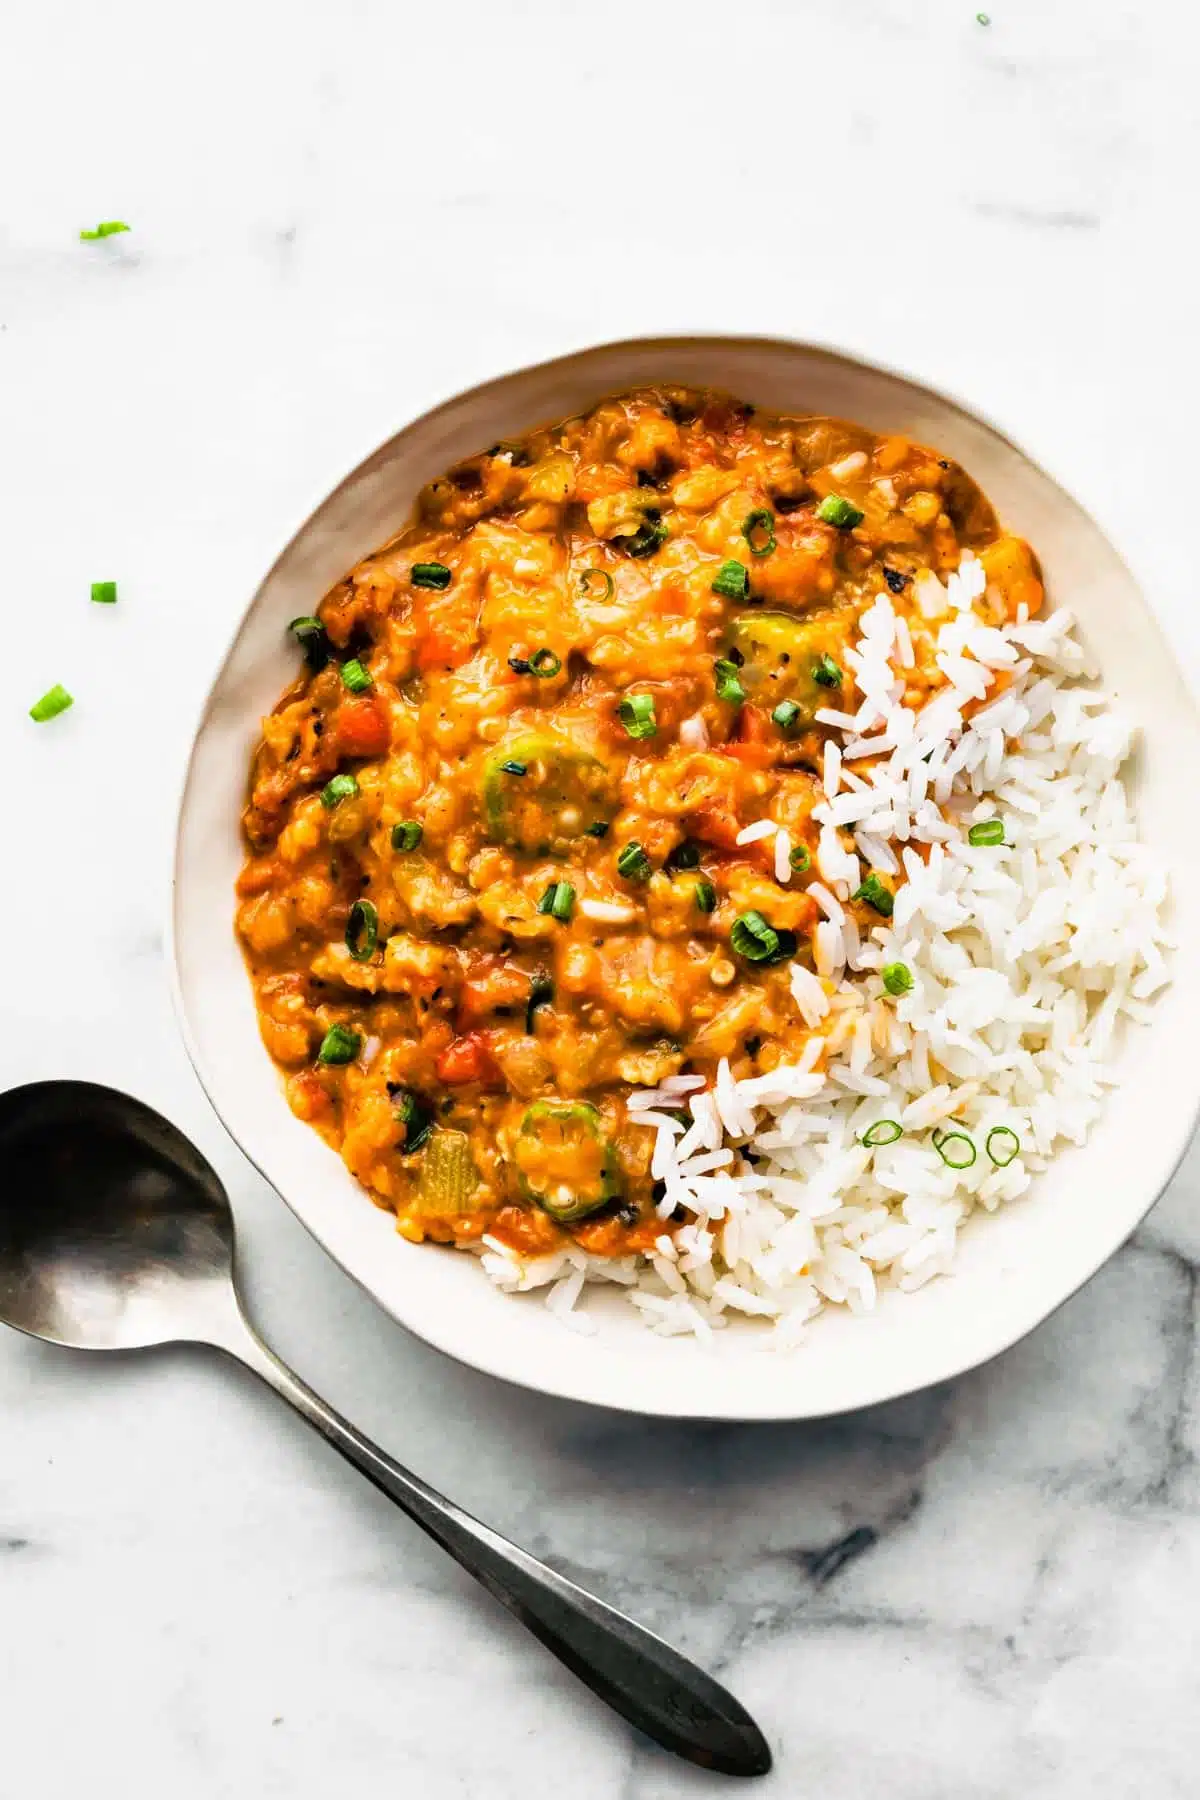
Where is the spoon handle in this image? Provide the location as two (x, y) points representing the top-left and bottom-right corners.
(219, 1314), (770, 1779)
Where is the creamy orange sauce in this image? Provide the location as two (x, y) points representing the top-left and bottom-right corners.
(236, 386), (1041, 1253)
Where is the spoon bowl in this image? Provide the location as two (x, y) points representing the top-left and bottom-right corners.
(0, 1079), (771, 1779)
(0, 1081), (236, 1351)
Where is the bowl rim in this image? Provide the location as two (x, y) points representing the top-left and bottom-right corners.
(166, 330), (1200, 1420)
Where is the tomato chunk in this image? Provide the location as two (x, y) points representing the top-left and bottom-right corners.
(435, 1032), (498, 1086)
(335, 696), (391, 759)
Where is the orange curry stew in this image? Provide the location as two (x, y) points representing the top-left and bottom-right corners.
(237, 387), (1043, 1258)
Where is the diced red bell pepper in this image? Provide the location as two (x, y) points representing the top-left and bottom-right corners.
(335, 696), (391, 760)
(435, 1032), (498, 1086)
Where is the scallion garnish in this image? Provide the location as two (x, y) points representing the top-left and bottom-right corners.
(986, 1126), (1020, 1167)
(411, 562), (452, 589)
(586, 821), (610, 838)
(853, 874), (894, 917)
(528, 648), (562, 678)
(742, 509), (776, 557)
(812, 654), (842, 688)
(579, 568), (614, 600)
(346, 899), (379, 961)
(318, 1024), (361, 1065)
(320, 773), (359, 808)
(816, 495), (865, 530)
(712, 559), (750, 599)
(393, 1087), (433, 1152)
(618, 693), (657, 739)
(730, 911), (780, 962)
(861, 1119), (903, 1148)
(391, 821), (423, 851)
(788, 845), (812, 874)
(617, 842), (652, 882)
(29, 684), (74, 723)
(90, 581), (117, 605)
(665, 840), (701, 872)
(968, 819), (1005, 846)
(289, 615), (330, 670)
(714, 658), (746, 704)
(882, 962), (913, 996)
(80, 221), (130, 240)
(933, 1128), (977, 1170)
(499, 760), (527, 776)
(624, 511), (668, 558)
(773, 700), (802, 733)
(525, 973), (554, 1034)
(694, 879), (717, 913)
(537, 881), (576, 922)
(340, 659), (373, 693)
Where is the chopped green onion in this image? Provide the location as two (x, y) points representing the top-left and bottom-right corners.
(694, 879), (717, 913)
(730, 911), (779, 962)
(289, 615), (330, 670)
(816, 495), (865, 530)
(618, 693), (657, 739)
(788, 845), (811, 873)
(812, 654), (842, 688)
(861, 1119), (903, 1148)
(90, 581), (118, 605)
(320, 773), (359, 809)
(714, 658), (746, 705)
(79, 221), (130, 240)
(528, 648), (562, 678)
(346, 899), (379, 961)
(525, 972), (554, 1034)
(317, 1024), (361, 1065)
(585, 821), (610, 838)
(742, 509), (776, 557)
(665, 839), (701, 872)
(537, 881), (576, 922)
(340, 659), (373, 693)
(968, 818), (1005, 846)
(624, 511), (667, 558)
(393, 1087), (433, 1152)
(579, 568), (614, 600)
(617, 842), (652, 882)
(976, 10), (990, 22)
(499, 760), (527, 776)
(391, 821), (423, 851)
(882, 962), (913, 996)
(29, 684), (74, 723)
(712, 559), (750, 599)
(933, 1129), (977, 1170)
(772, 700), (802, 733)
(411, 562), (452, 589)
(986, 1126), (1020, 1167)
(853, 874), (894, 917)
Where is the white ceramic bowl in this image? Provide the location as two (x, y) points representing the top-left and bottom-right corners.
(171, 335), (1200, 1420)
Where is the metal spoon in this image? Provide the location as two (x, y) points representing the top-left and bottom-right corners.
(0, 1080), (771, 1778)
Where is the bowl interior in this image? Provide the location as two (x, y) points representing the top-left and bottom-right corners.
(171, 336), (1200, 1419)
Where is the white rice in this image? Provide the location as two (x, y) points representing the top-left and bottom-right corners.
(482, 555), (1172, 1345)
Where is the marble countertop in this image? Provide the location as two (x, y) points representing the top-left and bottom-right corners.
(3, 1), (1199, 1792)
